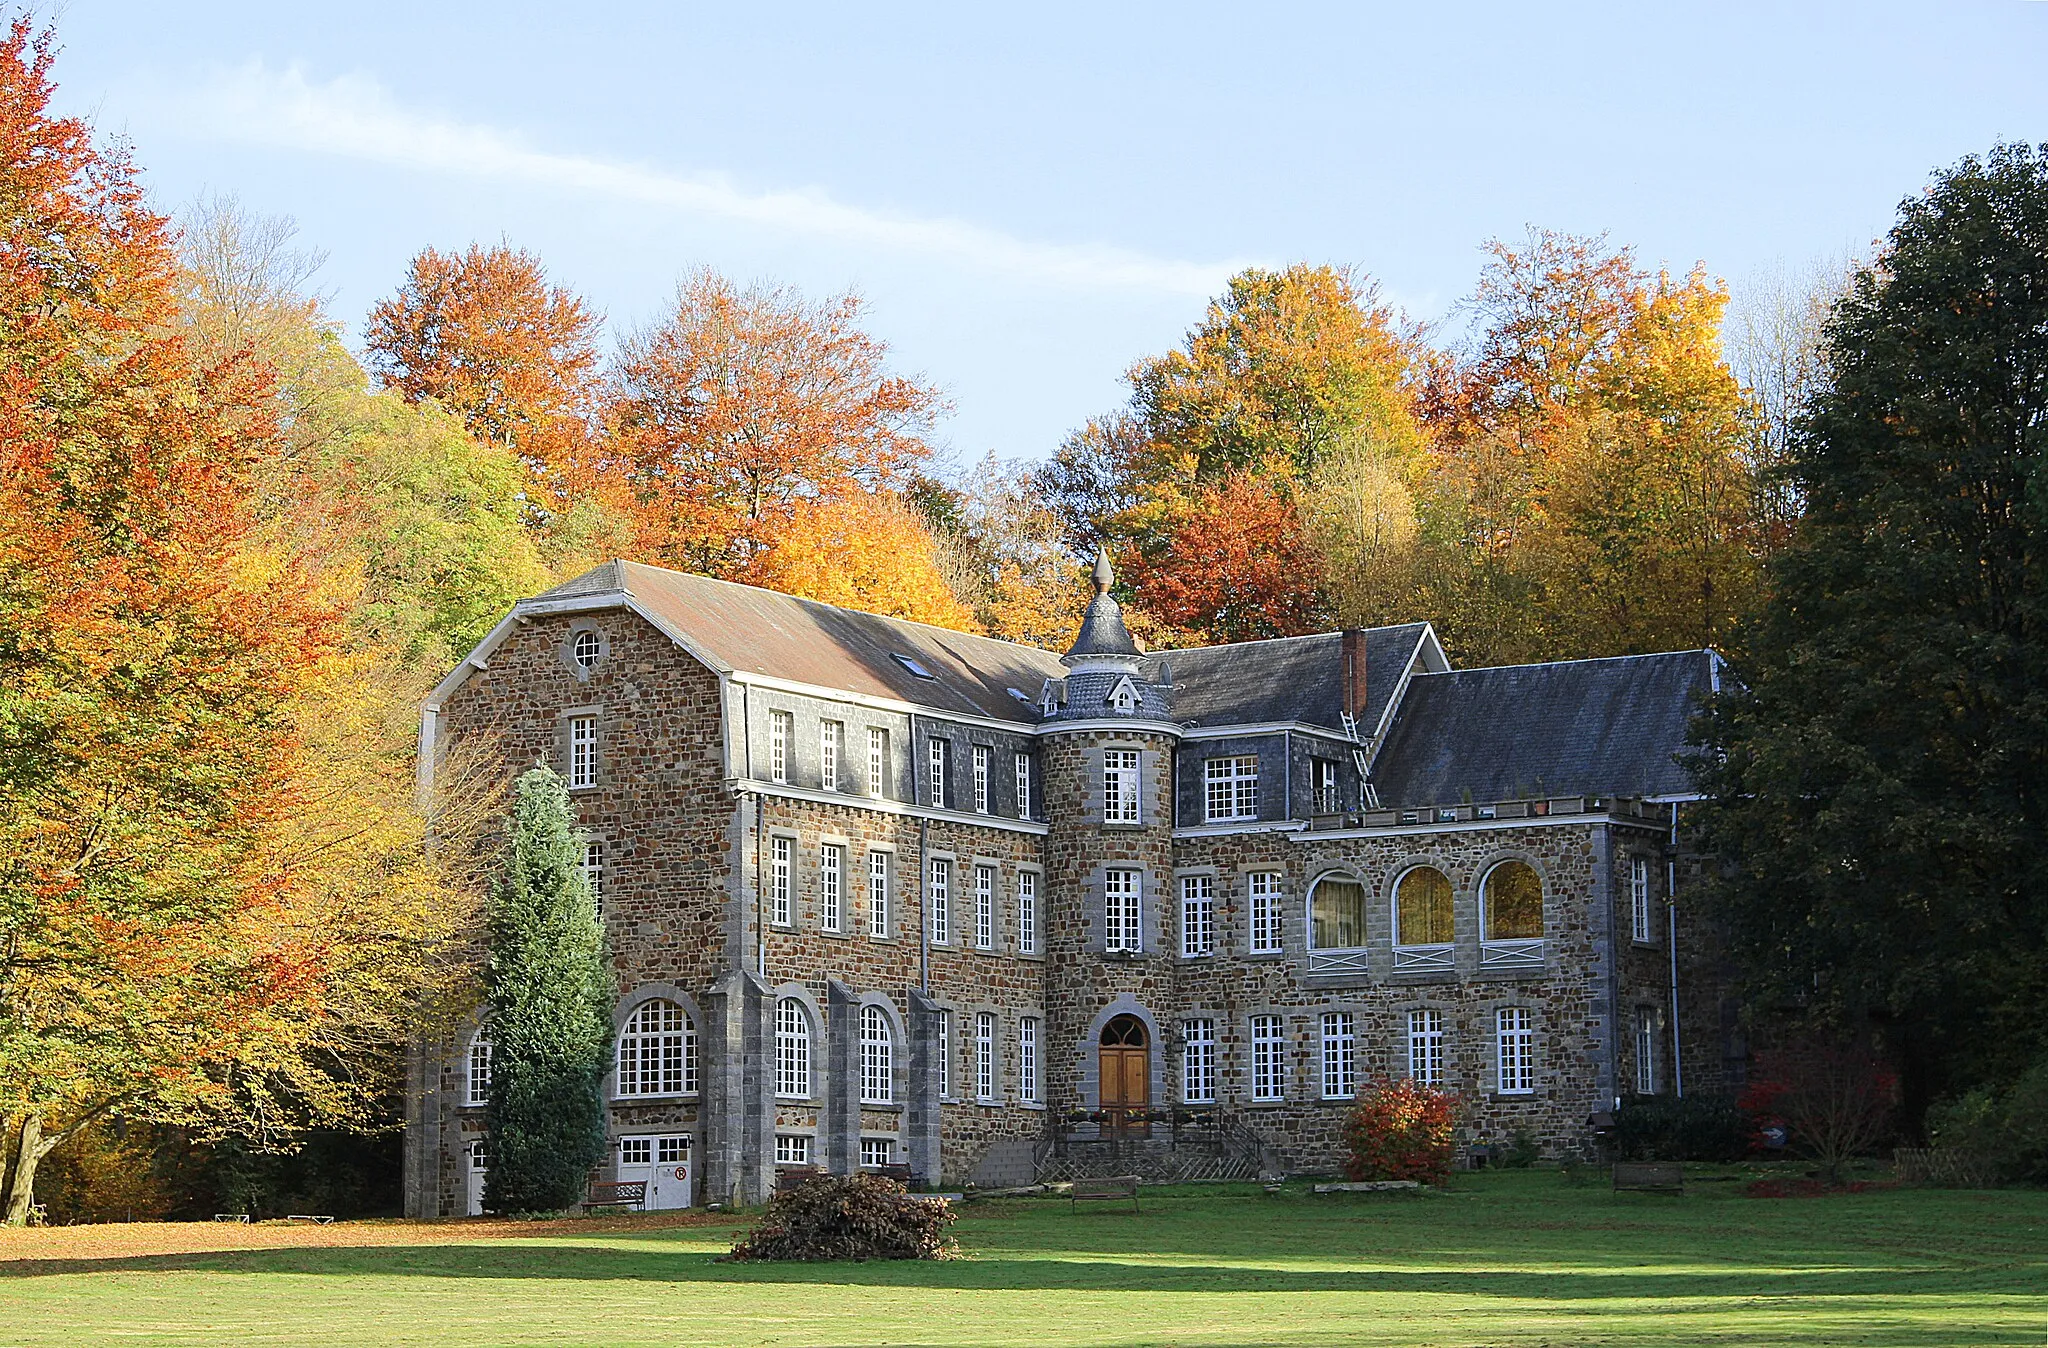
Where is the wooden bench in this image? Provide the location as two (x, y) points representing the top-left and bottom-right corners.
(877, 1163), (915, 1186)
(774, 1166), (825, 1194)
(1070, 1175), (1140, 1213)
(1612, 1162), (1684, 1194)
(585, 1180), (647, 1211)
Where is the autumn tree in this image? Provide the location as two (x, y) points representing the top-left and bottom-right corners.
(743, 491), (977, 630)
(0, 22), (478, 1223)
(917, 457), (1090, 649)
(1045, 264), (1421, 645)
(607, 269), (945, 578)
(365, 242), (603, 521)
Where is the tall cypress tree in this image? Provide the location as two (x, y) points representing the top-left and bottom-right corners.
(1692, 143), (2048, 1118)
(483, 766), (612, 1213)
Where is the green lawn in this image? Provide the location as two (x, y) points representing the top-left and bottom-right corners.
(5, 1171), (2047, 1346)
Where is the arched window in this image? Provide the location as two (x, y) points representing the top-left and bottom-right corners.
(775, 998), (812, 1098)
(1394, 866), (1454, 946)
(616, 998), (697, 1097)
(466, 1032), (493, 1107)
(859, 1005), (894, 1104)
(1482, 860), (1544, 940)
(1308, 874), (1366, 950)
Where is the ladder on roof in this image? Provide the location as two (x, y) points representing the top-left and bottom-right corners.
(1340, 713), (1379, 808)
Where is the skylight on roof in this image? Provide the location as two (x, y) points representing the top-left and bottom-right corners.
(1007, 687), (1032, 702)
(892, 653), (938, 680)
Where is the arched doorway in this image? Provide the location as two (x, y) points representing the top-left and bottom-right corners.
(1098, 1015), (1151, 1136)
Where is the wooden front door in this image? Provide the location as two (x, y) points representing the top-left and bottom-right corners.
(1099, 1015), (1150, 1136)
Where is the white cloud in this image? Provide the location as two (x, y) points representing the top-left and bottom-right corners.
(172, 63), (1252, 298)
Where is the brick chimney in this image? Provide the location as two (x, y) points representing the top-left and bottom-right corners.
(1340, 629), (1369, 724)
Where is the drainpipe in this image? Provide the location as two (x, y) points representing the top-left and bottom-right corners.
(755, 792), (767, 978)
(1668, 802), (1683, 1099)
(1282, 729), (1292, 821)
(918, 817), (931, 994)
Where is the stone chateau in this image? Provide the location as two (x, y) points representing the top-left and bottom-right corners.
(404, 554), (1729, 1216)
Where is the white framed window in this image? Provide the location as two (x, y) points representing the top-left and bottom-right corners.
(1312, 757), (1340, 814)
(973, 864), (996, 950)
(1635, 1007), (1659, 1095)
(928, 857), (951, 944)
(1496, 1006), (1535, 1095)
(1104, 868), (1142, 952)
(820, 720), (843, 791)
(1018, 1016), (1040, 1104)
(1251, 1014), (1286, 1101)
(868, 850), (891, 938)
(972, 745), (991, 813)
(860, 1136), (894, 1168)
(1249, 872), (1284, 954)
(1631, 857), (1654, 943)
(470, 1139), (489, 1172)
(1014, 753), (1032, 819)
(1320, 1011), (1357, 1100)
(859, 1005), (894, 1104)
(616, 999), (697, 1097)
(618, 1137), (650, 1166)
(820, 844), (844, 933)
(768, 710), (791, 785)
(581, 839), (604, 913)
(572, 628), (602, 671)
(975, 1011), (997, 1101)
(1204, 755), (1258, 822)
(1180, 874), (1215, 958)
(927, 738), (948, 808)
(938, 1009), (952, 1098)
(770, 835), (793, 926)
(775, 1134), (811, 1165)
(568, 715), (598, 789)
(1181, 1018), (1216, 1104)
(775, 999), (812, 1099)
(868, 727), (889, 798)
(1407, 1008), (1445, 1086)
(1016, 871), (1039, 956)
(466, 1033), (492, 1107)
(1309, 874), (1367, 951)
(1103, 749), (1140, 824)
(1109, 677), (1138, 713)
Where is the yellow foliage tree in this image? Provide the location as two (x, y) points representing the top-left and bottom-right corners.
(742, 492), (980, 631)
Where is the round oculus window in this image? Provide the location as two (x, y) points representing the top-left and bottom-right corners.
(573, 629), (602, 670)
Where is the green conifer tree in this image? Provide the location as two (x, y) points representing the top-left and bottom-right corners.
(482, 765), (611, 1213)
(1692, 143), (2048, 1119)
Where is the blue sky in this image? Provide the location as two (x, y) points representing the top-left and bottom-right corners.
(46, 1), (2048, 466)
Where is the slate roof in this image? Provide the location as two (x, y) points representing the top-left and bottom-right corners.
(1156, 625), (1435, 733)
(535, 561), (1065, 723)
(1366, 651), (1717, 807)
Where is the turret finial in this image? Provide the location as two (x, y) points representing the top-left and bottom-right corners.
(1092, 547), (1114, 596)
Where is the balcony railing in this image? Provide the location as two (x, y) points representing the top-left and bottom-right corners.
(1306, 946), (1370, 975)
(1480, 937), (1545, 971)
(1391, 942), (1455, 973)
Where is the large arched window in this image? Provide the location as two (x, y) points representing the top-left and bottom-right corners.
(1393, 866), (1454, 947)
(616, 998), (697, 1097)
(859, 1005), (895, 1104)
(466, 1031), (493, 1107)
(1482, 860), (1544, 940)
(775, 998), (813, 1099)
(1308, 874), (1366, 950)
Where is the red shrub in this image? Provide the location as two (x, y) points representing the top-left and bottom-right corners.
(1343, 1080), (1459, 1185)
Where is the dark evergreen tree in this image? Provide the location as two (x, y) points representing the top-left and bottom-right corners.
(482, 766), (612, 1213)
(1691, 143), (2048, 1122)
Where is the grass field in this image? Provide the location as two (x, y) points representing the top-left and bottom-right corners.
(3, 1170), (2046, 1347)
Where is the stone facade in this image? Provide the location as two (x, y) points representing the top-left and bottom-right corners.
(404, 561), (1723, 1216)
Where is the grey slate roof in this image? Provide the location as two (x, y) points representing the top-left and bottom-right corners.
(1157, 625), (1433, 733)
(1366, 651), (1716, 807)
(536, 561), (1065, 723)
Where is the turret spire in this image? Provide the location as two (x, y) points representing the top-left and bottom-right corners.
(1063, 547), (1141, 666)
(1092, 547), (1114, 596)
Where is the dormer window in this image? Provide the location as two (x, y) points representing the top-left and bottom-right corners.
(1107, 676), (1140, 714)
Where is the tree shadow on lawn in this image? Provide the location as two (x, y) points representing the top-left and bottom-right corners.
(2, 1242), (2030, 1309)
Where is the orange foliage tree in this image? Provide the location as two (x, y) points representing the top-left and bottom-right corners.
(365, 242), (603, 517)
(607, 270), (945, 579)
(742, 492), (976, 630)
(0, 21), (468, 1224)
(1119, 473), (1330, 645)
